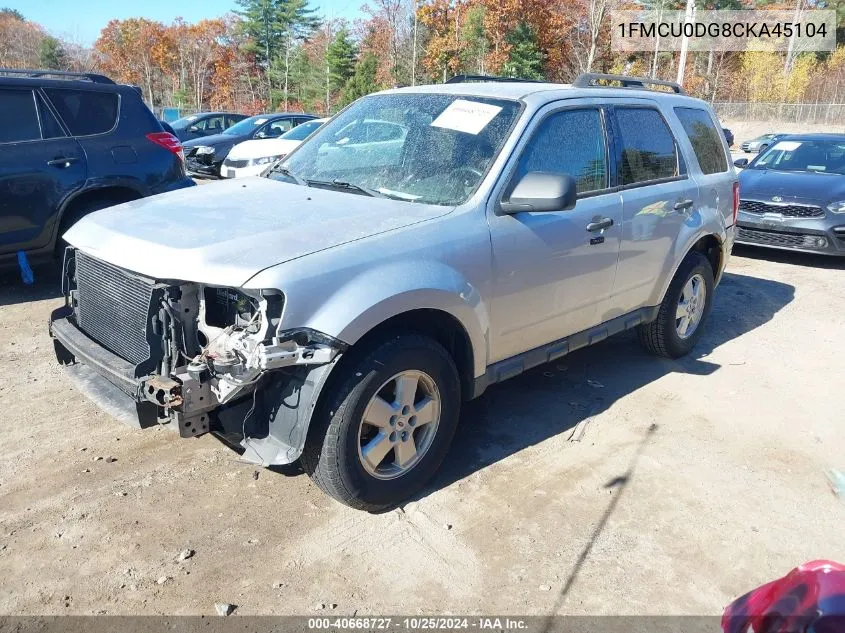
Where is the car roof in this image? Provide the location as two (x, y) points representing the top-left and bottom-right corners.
(380, 81), (706, 108)
(779, 133), (845, 142)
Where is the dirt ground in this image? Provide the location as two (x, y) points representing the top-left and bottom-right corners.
(0, 246), (843, 616)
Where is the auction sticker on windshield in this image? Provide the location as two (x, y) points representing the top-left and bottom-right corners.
(772, 141), (801, 152)
(431, 99), (502, 135)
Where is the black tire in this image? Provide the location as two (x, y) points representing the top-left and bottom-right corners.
(301, 334), (461, 512)
(758, 144), (769, 153)
(637, 251), (714, 359)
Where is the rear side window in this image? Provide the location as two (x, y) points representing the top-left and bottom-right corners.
(615, 108), (679, 185)
(36, 94), (66, 139)
(43, 88), (119, 136)
(674, 107), (728, 174)
(0, 89), (41, 143)
(515, 108), (607, 194)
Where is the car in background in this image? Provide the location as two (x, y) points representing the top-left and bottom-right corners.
(183, 113), (318, 178)
(722, 127), (734, 147)
(222, 117), (328, 179)
(170, 112), (248, 142)
(740, 133), (784, 153)
(734, 134), (845, 256)
(0, 68), (194, 269)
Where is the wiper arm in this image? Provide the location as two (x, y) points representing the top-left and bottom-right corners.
(268, 164), (306, 186)
(306, 178), (385, 198)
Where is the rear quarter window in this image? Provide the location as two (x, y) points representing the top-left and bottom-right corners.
(674, 106), (728, 175)
(43, 88), (119, 136)
(0, 89), (41, 143)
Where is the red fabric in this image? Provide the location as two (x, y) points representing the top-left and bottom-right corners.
(723, 561), (845, 633)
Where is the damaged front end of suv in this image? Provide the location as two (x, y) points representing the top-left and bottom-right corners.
(49, 248), (346, 465)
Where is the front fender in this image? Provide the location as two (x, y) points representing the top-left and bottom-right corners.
(252, 259), (490, 379)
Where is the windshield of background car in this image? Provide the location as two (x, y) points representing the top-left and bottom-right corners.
(269, 93), (521, 205)
(751, 139), (845, 174)
(223, 115), (269, 136)
(171, 115), (199, 129)
(280, 120), (323, 141)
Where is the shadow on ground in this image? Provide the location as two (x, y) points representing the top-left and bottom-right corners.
(733, 244), (845, 270)
(0, 263), (62, 307)
(426, 270), (794, 498)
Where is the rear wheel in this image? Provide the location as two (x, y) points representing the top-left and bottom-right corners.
(758, 144), (769, 153)
(637, 251), (714, 358)
(301, 334), (460, 511)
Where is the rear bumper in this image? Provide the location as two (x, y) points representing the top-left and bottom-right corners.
(736, 214), (845, 256)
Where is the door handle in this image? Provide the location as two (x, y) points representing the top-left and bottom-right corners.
(47, 157), (79, 168)
(586, 217), (614, 232)
(673, 199), (694, 211)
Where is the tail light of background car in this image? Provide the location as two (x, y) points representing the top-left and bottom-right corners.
(146, 132), (185, 163)
(732, 181), (740, 225)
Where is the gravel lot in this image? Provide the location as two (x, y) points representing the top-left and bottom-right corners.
(0, 246), (843, 616)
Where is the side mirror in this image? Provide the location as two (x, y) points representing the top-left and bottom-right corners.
(734, 158), (749, 168)
(499, 172), (577, 214)
(255, 131), (268, 139)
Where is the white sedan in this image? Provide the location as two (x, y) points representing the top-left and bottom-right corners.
(221, 118), (328, 179)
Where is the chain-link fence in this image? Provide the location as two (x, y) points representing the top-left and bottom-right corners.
(713, 102), (845, 125)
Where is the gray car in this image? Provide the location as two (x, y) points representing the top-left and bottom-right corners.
(740, 133), (784, 153)
(734, 134), (845, 255)
(50, 73), (737, 510)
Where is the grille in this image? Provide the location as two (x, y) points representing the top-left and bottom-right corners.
(739, 200), (824, 218)
(75, 251), (155, 365)
(737, 227), (818, 249)
(225, 159), (248, 168)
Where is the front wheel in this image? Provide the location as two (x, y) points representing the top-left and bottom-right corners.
(301, 334), (461, 511)
(637, 251), (715, 358)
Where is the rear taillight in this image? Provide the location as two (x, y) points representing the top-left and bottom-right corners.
(732, 181), (740, 225)
(147, 132), (185, 162)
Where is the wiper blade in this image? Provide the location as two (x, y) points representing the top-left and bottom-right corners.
(269, 164), (306, 186)
(306, 178), (385, 198)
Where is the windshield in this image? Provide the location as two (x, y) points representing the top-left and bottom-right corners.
(224, 115), (270, 136)
(268, 93), (521, 206)
(280, 120), (324, 141)
(751, 139), (845, 174)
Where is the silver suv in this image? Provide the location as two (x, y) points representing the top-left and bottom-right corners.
(50, 74), (737, 511)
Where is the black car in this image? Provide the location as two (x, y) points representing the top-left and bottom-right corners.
(169, 112), (248, 142)
(0, 69), (194, 269)
(734, 134), (845, 256)
(183, 113), (318, 177)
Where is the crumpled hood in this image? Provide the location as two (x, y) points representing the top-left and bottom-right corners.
(183, 132), (243, 149)
(739, 168), (845, 205)
(64, 177), (452, 287)
(228, 138), (301, 161)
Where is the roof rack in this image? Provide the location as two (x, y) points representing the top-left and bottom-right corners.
(0, 68), (115, 84)
(572, 73), (684, 95)
(445, 74), (544, 84)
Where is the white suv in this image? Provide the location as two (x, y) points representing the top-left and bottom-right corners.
(51, 73), (738, 510)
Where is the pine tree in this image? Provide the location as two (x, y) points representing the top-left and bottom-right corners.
(326, 28), (356, 92)
(341, 53), (380, 106)
(501, 22), (544, 81)
(39, 36), (67, 70)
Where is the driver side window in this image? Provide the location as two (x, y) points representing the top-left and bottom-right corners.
(515, 108), (607, 194)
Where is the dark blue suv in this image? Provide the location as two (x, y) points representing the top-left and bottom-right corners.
(0, 69), (194, 269)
